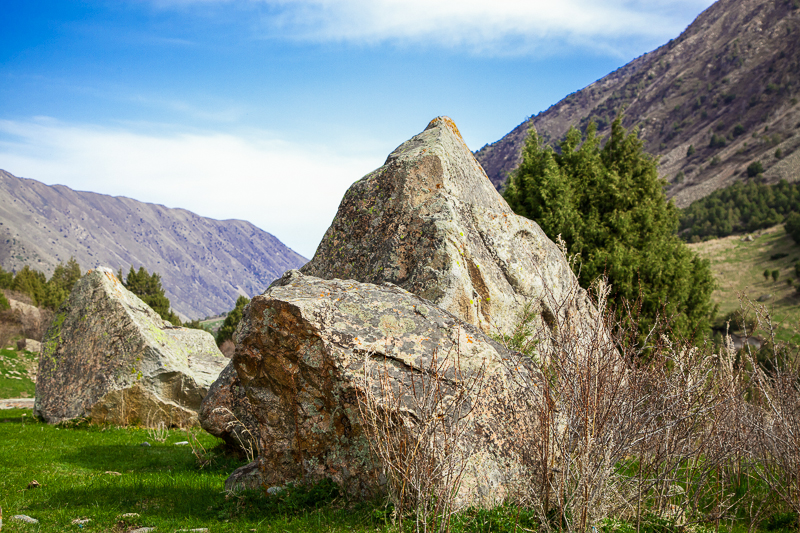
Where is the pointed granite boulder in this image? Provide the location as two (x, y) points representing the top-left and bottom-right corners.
(301, 116), (591, 336)
(35, 267), (227, 427)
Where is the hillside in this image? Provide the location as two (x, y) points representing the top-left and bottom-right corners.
(689, 224), (800, 343)
(0, 169), (307, 319)
(476, 0), (800, 207)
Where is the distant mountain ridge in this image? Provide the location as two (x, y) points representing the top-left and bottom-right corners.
(476, 0), (800, 207)
(0, 169), (307, 319)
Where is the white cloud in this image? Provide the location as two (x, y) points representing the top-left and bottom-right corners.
(155, 0), (716, 55)
(0, 118), (381, 258)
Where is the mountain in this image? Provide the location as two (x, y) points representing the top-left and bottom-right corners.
(475, 0), (800, 207)
(0, 169), (307, 319)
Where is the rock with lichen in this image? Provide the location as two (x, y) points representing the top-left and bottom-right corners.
(223, 270), (538, 505)
(198, 360), (259, 452)
(34, 267), (227, 427)
(301, 116), (593, 337)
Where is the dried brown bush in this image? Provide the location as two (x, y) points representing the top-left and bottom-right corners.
(358, 341), (487, 533)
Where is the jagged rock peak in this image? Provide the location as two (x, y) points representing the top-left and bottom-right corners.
(302, 116), (592, 337)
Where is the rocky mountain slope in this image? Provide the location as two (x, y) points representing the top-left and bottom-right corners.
(0, 169), (307, 319)
(476, 0), (800, 207)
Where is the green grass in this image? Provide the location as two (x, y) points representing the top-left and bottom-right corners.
(0, 348), (37, 399)
(199, 318), (224, 335)
(689, 224), (800, 343)
(0, 411), (387, 532)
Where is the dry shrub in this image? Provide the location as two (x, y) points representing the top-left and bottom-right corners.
(356, 238), (800, 531)
(219, 339), (235, 358)
(358, 341), (487, 533)
(491, 242), (749, 532)
(736, 300), (800, 524)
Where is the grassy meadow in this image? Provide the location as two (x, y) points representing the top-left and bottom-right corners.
(689, 224), (800, 343)
(0, 407), (387, 532)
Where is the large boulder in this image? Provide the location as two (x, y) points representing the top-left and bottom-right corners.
(224, 270), (536, 504)
(301, 116), (591, 335)
(203, 116), (594, 449)
(34, 267), (227, 427)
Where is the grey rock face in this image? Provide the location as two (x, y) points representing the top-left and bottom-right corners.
(204, 117), (597, 459)
(225, 270), (538, 504)
(34, 268), (227, 427)
(199, 361), (259, 452)
(301, 116), (592, 338)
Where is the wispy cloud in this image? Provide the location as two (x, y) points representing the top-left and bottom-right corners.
(151, 0), (716, 55)
(0, 118), (381, 257)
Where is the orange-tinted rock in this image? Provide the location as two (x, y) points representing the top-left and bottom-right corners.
(301, 116), (592, 337)
(223, 270), (537, 504)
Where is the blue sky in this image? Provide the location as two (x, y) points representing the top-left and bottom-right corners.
(0, 0), (715, 258)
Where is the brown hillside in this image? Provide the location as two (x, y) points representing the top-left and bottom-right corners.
(476, 0), (800, 207)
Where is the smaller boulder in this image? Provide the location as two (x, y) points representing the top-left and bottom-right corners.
(34, 267), (227, 427)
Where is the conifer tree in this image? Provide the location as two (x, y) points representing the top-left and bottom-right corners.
(123, 266), (182, 326)
(503, 116), (716, 340)
(216, 295), (250, 347)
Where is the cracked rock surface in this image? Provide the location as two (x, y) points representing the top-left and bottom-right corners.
(35, 267), (227, 427)
(226, 270), (538, 504)
(302, 116), (593, 336)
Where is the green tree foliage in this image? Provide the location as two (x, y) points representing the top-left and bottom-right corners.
(680, 180), (800, 241)
(12, 266), (47, 306)
(216, 295), (250, 346)
(772, 269), (780, 282)
(42, 257), (81, 310)
(0, 258), (82, 310)
(764, 269), (771, 282)
(0, 266), (13, 290)
(747, 161), (764, 178)
(709, 133), (727, 148)
(123, 266), (182, 326)
(0, 291), (9, 311)
(785, 212), (800, 244)
(503, 116), (716, 340)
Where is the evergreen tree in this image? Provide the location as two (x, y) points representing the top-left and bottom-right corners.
(123, 266), (182, 326)
(0, 266), (13, 290)
(503, 116), (716, 340)
(42, 257), (81, 310)
(216, 295), (250, 346)
(11, 266), (47, 306)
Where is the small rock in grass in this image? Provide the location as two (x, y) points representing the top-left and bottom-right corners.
(176, 529), (209, 532)
(105, 471), (122, 476)
(140, 442), (151, 447)
(266, 486), (284, 495)
(72, 518), (91, 525)
(26, 479), (40, 489)
(128, 528), (156, 533)
(174, 441), (189, 446)
(11, 515), (39, 524)
(118, 513), (140, 518)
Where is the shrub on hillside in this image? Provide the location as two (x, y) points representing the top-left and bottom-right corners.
(216, 295), (250, 347)
(503, 115), (715, 341)
(122, 266), (182, 326)
(747, 160), (764, 177)
(786, 212), (800, 244)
